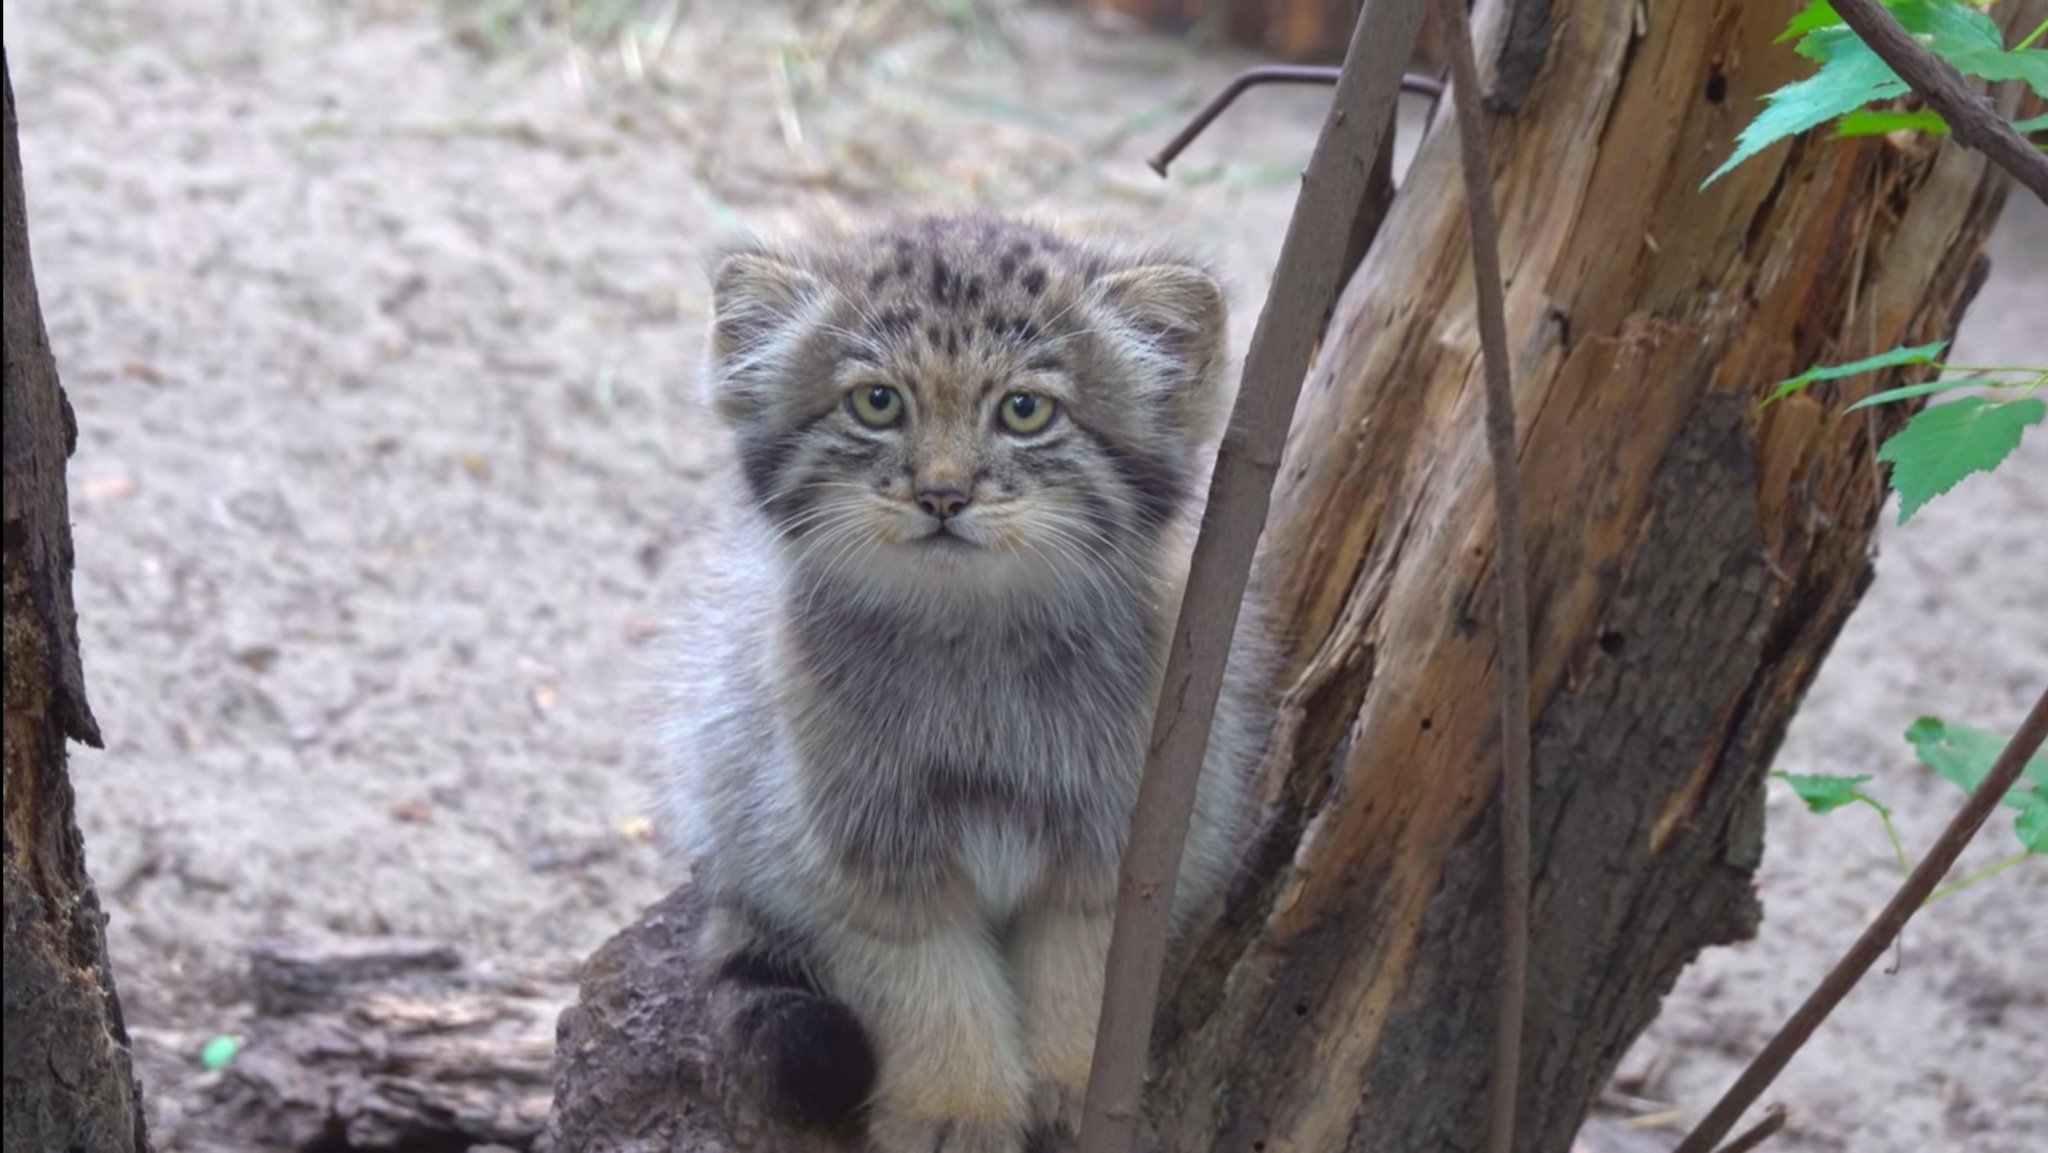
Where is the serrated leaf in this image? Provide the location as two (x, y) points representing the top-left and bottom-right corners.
(1837, 108), (1950, 137)
(1705, 46), (1907, 186)
(1905, 716), (2048, 812)
(1761, 341), (1948, 406)
(1845, 375), (2003, 411)
(1776, 771), (1878, 815)
(1729, 2), (2047, 187)
(1878, 397), (2045, 521)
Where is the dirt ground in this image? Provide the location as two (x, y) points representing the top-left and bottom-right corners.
(5, 0), (2043, 1150)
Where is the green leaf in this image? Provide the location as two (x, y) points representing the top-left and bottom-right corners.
(1778, 1), (1843, 44)
(1837, 108), (1950, 137)
(1878, 396), (2044, 521)
(2017, 797), (2048, 854)
(1761, 341), (1948, 407)
(1725, 2), (2048, 187)
(1913, 1), (2048, 94)
(1845, 375), (2003, 411)
(1775, 770), (1879, 815)
(1905, 716), (2048, 811)
(1705, 43), (1907, 187)
(2013, 112), (2048, 133)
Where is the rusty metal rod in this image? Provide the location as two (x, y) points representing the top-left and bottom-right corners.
(1148, 65), (1446, 176)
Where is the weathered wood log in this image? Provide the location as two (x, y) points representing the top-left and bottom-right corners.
(179, 935), (570, 1152)
(3, 45), (151, 1153)
(543, 1), (2038, 1150)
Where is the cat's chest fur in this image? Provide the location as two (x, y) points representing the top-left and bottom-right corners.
(781, 583), (1161, 900)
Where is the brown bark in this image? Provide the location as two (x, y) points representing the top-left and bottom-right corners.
(543, 0), (2034, 1150)
(3, 46), (151, 1153)
(1150, 0), (2034, 1149)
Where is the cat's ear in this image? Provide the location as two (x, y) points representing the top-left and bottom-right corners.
(1087, 263), (1231, 442)
(705, 250), (829, 421)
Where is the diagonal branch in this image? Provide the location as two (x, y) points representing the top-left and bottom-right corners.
(1433, 2), (1535, 1152)
(1070, 3), (1428, 1152)
(1672, 685), (2048, 1153)
(1831, 0), (2048, 203)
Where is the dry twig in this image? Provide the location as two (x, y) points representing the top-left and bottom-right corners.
(1145, 66), (1446, 176)
(1711, 1104), (1789, 1153)
(1831, 0), (2048, 203)
(1070, 3), (1429, 1151)
(1433, 1), (1535, 1151)
(1672, 686), (2048, 1153)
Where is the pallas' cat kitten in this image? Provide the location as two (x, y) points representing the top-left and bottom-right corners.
(652, 213), (1272, 1153)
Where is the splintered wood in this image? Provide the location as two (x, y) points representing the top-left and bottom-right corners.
(175, 934), (573, 1152)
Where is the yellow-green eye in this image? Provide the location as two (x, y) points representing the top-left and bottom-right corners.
(998, 392), (1055, 435)
(849, 385), (904, 428)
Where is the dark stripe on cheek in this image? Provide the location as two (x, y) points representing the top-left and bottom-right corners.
(737, 405), (836, 507)
(1098, 437), (1189, 531)
(738, 428), (807, 505)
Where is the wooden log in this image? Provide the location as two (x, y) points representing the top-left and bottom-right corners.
(178, 936), (571, 1152)
(3, 45), (150, 1153)
(543, 1), (2039, 1150)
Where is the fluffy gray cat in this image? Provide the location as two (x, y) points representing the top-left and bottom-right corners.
(650, 213), (1273, 1153)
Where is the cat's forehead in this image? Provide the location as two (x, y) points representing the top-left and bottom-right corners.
(819, 216), (1106, 364)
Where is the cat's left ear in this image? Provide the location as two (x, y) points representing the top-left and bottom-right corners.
(1087, 262), (1231, 442)
(703, 249), (830, 423)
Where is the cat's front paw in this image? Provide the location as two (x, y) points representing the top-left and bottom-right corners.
(727, 987), (878, 1129)
(867, 1111), (1026, 1153)
(1026, 1077), (1084, 1140)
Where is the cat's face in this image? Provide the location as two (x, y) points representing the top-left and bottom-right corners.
(702, 216), (1230, 605)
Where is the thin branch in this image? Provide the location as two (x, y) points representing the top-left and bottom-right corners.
(1070, 3), (1430, 1152)
(1831, 0), (2048, 204)
(1712, 1104), (1788, 1153)
(1434, 2), (1535, 1152)
(1145, 67), (1446, 176)
(1672, 685), (2048, 1153)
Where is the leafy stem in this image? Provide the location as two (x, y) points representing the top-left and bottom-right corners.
(1923, 850), (2035, 904)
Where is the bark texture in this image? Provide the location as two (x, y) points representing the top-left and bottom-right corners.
(544, 0), (2034, 1149)
(3, 46), (151, 1153)
(180, 935), (568, 1152)
(1149, 0), (2034, 1148)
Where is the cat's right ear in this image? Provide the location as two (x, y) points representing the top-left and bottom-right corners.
(705, 251), (826, 421)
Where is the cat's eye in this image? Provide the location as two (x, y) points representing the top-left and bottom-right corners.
(848, 385), (905, 428)
(998, 391), (1056, 435)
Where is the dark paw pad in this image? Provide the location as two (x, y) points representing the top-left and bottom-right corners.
(731, 989), (877, 1129)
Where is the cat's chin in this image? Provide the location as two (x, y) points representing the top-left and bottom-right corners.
(790, 537), (1087, 610)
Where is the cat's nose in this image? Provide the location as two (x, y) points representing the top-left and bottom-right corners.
(916, 485), (972, 520)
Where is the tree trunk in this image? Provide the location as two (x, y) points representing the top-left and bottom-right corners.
(1149, 0), (2034, 1148)
(2, 47), (151, 1153)
(542, 0), (2035, 1149)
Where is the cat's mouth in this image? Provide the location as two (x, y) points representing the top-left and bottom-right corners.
(913, 525), (979, 551)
